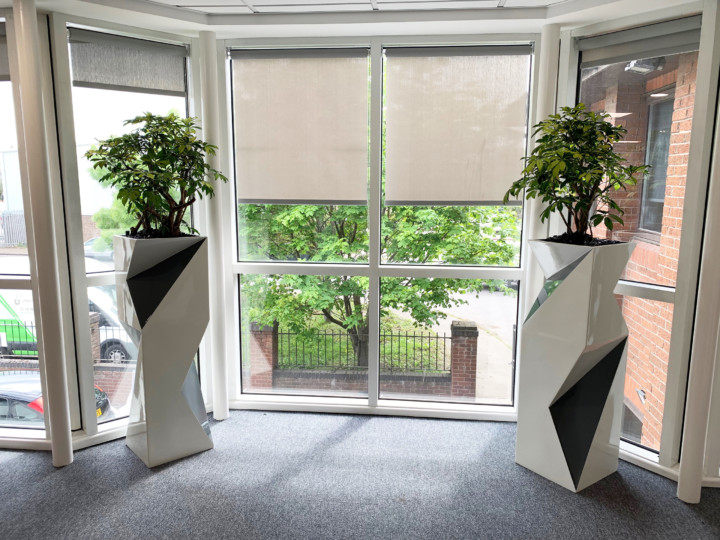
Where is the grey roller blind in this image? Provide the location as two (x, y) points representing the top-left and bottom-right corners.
(0, 23), (9, 82)
(68, 28), (187, 96)
(384, 46), (531, 206)
(579, 16), (701, 68)
(232, 48), (369, 205)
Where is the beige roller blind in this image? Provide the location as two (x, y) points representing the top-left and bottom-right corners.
(232, 49), (369, 204)
(384, 46), (531, 206)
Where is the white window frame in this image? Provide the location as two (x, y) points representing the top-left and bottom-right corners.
(45, 12), (210, 445)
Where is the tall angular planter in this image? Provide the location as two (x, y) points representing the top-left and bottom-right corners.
(515, 240), (634, 492)
(114, 235), (213, 467)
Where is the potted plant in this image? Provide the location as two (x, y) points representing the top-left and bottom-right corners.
(504, 104), (649, 492)
(86, 113), (227, 467)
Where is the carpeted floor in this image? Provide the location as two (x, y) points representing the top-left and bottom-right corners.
(1, 411), (719, 539)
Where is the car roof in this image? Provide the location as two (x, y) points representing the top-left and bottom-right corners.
(0, 372), (41, 402)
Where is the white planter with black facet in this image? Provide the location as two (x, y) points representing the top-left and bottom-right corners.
(114, 235), (213, 467)
(515, 239), (634, 492)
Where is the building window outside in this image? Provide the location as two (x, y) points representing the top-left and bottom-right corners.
(640, 94), (674, 234)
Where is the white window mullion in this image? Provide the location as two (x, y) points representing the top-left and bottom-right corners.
(367, 39), (383, 408)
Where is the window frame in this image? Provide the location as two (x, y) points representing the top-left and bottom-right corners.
(46, 12), (205, 441)
(226, 34), (538, 418)
(568, 13), (714, 482)
(639, 89), (676, 235)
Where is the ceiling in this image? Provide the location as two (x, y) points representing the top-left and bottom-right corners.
(23, 0), (700, 38)
(144, 0), (563, 15)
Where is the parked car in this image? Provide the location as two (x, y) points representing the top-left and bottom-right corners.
(0, 289), (137, 363)
(88, 287), (138, 362)
(0, 372), (113, 426)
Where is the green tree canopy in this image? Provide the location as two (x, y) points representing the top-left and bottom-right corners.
(241, 203), (520, 366)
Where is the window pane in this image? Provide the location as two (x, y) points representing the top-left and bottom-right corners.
(618, 295), (673, 451)
(379, 278), (517, 404)
(71, 87), (187, 273)
(88, 285), (136, 423)
(240, 274), (368, 397)
(384, 48), (530, 205)
(231, 49), (369, 204)
(238, 204), (368, 263)
(381, 205), (521, 266)
(0, 78), (29, 275)
(579, 50), (698, 286)
(382, 46), (529, 267)
(0, 290), (41, 428)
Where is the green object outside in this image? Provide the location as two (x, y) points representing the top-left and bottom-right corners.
(0, 295), (36, 356)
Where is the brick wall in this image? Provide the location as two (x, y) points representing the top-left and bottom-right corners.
(248, 322), (277, 389)
(81, 215), (102, 243)
(247, 321), (477, 400)
(94, 363), (135, 408)
(450, 321), (478, 398)
(271, 369), (452, 396)
(89, 312), (101, 361)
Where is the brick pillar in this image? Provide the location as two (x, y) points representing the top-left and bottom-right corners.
(451, 320), (477, 398)
(89, 312), (101, 363)
(249, 322), (277, 389)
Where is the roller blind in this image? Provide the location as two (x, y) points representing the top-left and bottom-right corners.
(68, 28), (187, 96)
(579, 16), (701, 68)
(231, 48), (369, 205)
(384, 46), (531, 206)
(0, 24), (9, 82)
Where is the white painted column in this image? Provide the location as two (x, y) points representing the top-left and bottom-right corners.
(677, 0), (720, 504)
(12, 0), (72, 466)
(520, 24), (559, 319)
(199, 31), (229, 420)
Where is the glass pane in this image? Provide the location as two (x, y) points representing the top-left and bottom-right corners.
(232, 50), (369, 205)
(0, 81), (30, 275)
(88, 285), (136, 423)
(579, 50), (698, 287)
(71, 87), (186, 273)
(380, 205), (521, 266)
(379, 277), (517, 404)
(383, 48), (531, 205)
(618, 295), (673, 451)
(0, 290), (42, 428)
(240, 274), (368, 397)
(238, 204), (368, 263)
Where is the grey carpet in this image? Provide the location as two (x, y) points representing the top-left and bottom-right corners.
(1, 411), (719, 539)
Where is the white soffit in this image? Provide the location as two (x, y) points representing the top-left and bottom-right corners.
(145, 0), (556, 15)
(30, 0), (701, 38)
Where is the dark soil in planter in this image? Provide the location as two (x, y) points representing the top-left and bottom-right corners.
(123, 230), (197, 240)
(545, 233), (623, 246)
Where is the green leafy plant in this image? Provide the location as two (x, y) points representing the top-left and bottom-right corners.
(85, 113), (227, 238)
(503, 103), (649, 241)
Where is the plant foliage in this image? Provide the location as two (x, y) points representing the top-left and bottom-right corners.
(240, 204), (520, 365)
(85, 113), (227, 237)
(503, 104), (649, 239)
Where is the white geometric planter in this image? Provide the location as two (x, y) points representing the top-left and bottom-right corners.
(515, 240), (634, 492)
(114, 235), (213, 467)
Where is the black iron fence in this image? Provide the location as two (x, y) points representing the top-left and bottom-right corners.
(276, 329), (451, 373)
